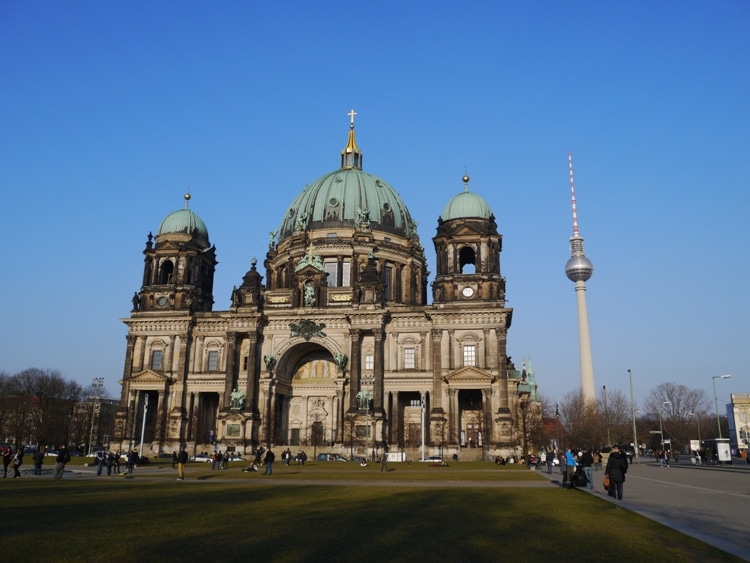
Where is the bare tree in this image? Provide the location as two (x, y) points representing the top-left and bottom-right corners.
(559, 389), (604, 449)
(644, 382), (711, 453)
(598, 388), (633, 446)
(1, 368), (85, 449)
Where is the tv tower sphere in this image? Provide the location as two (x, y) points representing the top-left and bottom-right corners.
(565, 251), (593, 282)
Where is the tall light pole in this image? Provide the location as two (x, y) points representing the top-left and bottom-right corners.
(712, 374), (731, 439)
(602, 385), (611, 445)
(658, 401), (671, 449)
(628, 369), (639, 462)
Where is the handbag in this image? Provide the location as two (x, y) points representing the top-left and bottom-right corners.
(603, 474), (610, 490)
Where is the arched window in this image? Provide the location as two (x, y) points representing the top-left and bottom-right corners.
(459, 246), (476, 274)
(159, 260), (174, 284)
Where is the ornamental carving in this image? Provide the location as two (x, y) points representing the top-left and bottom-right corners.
(289, 319), (327, 341)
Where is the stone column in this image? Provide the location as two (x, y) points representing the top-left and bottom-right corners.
(267, 381), (277, 446)
(334, 390), (343, 443)
(120, 335), (137, 404)
(431, 329), (443, 413)
(223, 333), (237, 409)
(244, 333), (259, 414)
(448, 388), (459, 445)
(447, 329), (455, 369)
(155, 389), (167, 448)
(348, 330), (361, 412)
(373, 329), (385, 415)
(496, 325), (510, 414)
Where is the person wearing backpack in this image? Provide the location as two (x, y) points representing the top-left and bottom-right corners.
(54, 445), (71, 479)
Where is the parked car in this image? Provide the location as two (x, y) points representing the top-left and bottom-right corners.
(419, 455), (445, 463)
(316, 453), (349, 462)
(190, 453), (244, 463)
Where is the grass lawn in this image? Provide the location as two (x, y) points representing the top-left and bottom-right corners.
(2, 461), (739, 562)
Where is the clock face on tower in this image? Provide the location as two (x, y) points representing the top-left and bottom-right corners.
(157, 296), (167, 307)
(462, 286), (474, 298)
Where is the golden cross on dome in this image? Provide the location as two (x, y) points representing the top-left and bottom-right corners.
(348, 109), (357, 127)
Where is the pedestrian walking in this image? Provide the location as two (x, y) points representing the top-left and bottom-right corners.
(2, 446), (12, 478)
(176, 446), (188, 480)
(381, 452), (390, 472)
(605, 444), (629, 504)
(54, 444), (71, 479)
(564, 448), (577, 489)
(12, 449), (23, 478)
(580, 448), (594, 490)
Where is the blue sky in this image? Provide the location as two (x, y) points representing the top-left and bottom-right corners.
(1, 2), (747, 410)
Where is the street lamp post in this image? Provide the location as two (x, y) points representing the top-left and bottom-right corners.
(712, 374), (731, 439)
(602, 385), (611, 446)
(658, 401), (671, 449)
(628, 369), (639, 462)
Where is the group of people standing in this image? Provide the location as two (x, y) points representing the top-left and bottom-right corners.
(2, 444), (73, 479)
(539, 445), (628, 502)
(2, 446), (24, 478)
(94, 448), (121, 475)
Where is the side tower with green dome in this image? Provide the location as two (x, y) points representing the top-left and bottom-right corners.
(134, 193), (217, 314)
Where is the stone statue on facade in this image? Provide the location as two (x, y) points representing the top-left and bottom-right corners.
(304, 283), (316, 306)
(264, 355), (277, 372)
(230, 388), (245, 410)
(334, 353), (348, 371)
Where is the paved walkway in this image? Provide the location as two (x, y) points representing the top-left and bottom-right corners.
(537, 459), (750, 561)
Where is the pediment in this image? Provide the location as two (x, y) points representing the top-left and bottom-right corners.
(129, 369), (172, 385)
(452, 224), (486, 237)
(444, 366), (495, 386)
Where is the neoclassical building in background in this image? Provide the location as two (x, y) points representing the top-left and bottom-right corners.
(113, 117), (538, 459)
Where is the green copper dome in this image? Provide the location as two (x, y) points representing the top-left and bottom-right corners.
(277, 122), (418, 243)
(440, 176), (493, 221)
(157, 194), (210, 242)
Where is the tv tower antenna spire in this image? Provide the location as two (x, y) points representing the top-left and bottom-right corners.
(564, 152), (596, 402)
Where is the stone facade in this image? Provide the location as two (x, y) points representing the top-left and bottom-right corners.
(113, 122), (536, 460)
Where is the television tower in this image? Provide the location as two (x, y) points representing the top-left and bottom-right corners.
(564, 153), (596, 401)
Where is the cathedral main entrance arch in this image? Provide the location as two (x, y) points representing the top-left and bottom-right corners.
(271, 344), (346, 449)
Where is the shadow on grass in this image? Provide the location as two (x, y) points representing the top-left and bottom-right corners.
(2, 478), (739, 562)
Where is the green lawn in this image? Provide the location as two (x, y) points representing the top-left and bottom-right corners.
(1, 461), (738, 562)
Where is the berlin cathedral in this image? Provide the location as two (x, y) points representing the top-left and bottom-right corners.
(113, 114), (539, 460)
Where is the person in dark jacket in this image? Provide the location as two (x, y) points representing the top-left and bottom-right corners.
(580, 448), (595, 490)
(32, 448), (45, 475)
(605, 444), (629, 502)
(54, 445), (71, 479)
(263, 449), (275, 475)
